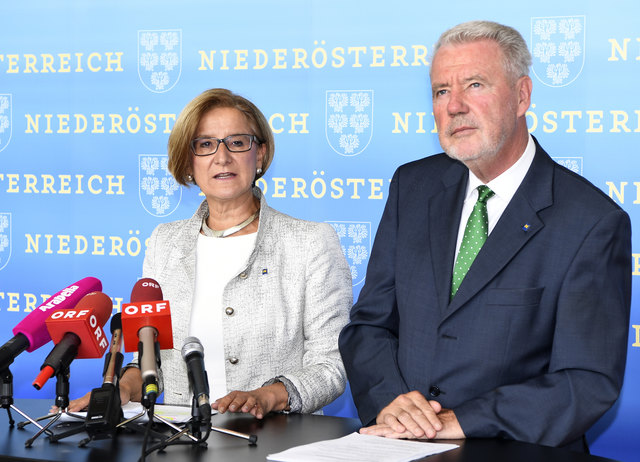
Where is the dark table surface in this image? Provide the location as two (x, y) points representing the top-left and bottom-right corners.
(0, 400), (619, 462)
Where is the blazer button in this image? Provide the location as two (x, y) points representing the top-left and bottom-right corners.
(225, 307), (234, 316)
(228, 357), (239, 365)
(428, 386), (440, 397)
(239, 272), (248, 279)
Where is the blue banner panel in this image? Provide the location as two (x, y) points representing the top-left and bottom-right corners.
(0, 2), (638, 460)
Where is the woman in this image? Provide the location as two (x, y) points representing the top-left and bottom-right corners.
(69, 89), (352, 417)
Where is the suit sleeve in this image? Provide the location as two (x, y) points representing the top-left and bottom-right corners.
(339, 169), (411, 425)
(455, 208), (632, 447)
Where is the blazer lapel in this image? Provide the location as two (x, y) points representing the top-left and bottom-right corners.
(444, 142), (555, 319)
(429, 162), (468, 312)
(164, 203), (204, 344)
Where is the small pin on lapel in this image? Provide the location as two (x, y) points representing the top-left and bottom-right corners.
(261, 268), (268, 275)
(522, 223), (531, 232)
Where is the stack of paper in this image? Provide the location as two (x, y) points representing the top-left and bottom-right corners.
(267, 432), (458, 462)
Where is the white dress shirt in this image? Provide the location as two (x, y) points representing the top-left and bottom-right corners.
(453, 135), (536, 269)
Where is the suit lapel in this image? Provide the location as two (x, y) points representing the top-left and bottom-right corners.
(443, 141), (555, 320)
(428, 162), (468, 312)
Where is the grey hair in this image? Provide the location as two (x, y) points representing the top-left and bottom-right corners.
(431, 20), (532, 82)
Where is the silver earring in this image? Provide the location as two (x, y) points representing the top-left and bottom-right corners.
(186, 174), (193, 181)
(256, 168), (263, 175)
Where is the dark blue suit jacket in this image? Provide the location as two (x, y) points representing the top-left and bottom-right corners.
(339, 139), (631, 449)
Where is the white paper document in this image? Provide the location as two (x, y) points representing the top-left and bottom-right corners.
(57, 402), (216, 424)
(267, 432), (458, 462)
(122, 402), (197, 422)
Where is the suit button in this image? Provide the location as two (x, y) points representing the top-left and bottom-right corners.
(228, 357), (238, 365)
(225, 307), (234, 316)
(429, 386), (440, 397)
(239, 272), (248, 279)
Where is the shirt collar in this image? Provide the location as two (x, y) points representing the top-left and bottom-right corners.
(465, 134), (536, 201)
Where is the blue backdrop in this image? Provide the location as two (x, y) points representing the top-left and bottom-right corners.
(0, 1), (638, 460)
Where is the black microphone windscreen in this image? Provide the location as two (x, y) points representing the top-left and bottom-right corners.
(110, 313), (122, 334)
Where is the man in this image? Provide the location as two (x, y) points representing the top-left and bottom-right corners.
(339, 20), (631, 451)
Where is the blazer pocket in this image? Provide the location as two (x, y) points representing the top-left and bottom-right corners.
(485, 287), (544, 307)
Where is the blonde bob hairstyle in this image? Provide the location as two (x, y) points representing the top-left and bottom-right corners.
(168, 88), (274, 186)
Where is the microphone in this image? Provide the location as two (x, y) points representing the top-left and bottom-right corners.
(85, 313), (124, 438)
(121, 278), (173, 407)
(102, 313), (123, 386)
(32, 291), (112, 390)
(0, 277), (102, 371)
(181, 337), (211, 422)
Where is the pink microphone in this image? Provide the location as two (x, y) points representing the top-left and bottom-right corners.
(0, 277), (102, 371)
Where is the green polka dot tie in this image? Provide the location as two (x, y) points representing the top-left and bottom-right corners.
(451, 185), (495, 299)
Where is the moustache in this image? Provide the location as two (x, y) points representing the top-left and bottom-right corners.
(446, 118), (478, 136)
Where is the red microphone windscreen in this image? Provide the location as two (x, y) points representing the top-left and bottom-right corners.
(45, 291), (112, 359)
(122, 278), (173, 353)
(13, 276), (102, 352)
(130, 278), (163, 303)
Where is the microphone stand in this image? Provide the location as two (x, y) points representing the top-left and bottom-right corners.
(141, 394), (258, 460)
(210, 422), (258, 445)
(59, 317), (127, 447)
(48, 382), (127, 445)
(63, 349), (126, 446)
(114, 407), (178, 438)
(187, 396), (257, 444)
(159, 397), (209, 446)
(189, 397), (204, 440)
(23, 365), (84, 447)
(72, 382), (125, 447)
(0, 367), (46, 433)
(115, 341), (190, 454)
(140, 395), (210, 459)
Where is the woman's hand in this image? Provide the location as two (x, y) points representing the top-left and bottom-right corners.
(49, 392), (91, 414)
(212, 382), (289, 419)
(48, 385), (133, 414)
(48, 368), (139, 414)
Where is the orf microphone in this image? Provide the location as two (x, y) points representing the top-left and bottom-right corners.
(121, 278), (173, 407)
(0, 277), (101, 371)
(181, 337), (211, 422)
(32, 291), (112, 390)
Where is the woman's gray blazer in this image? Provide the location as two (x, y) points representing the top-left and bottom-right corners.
(140, 189), (352, 413)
